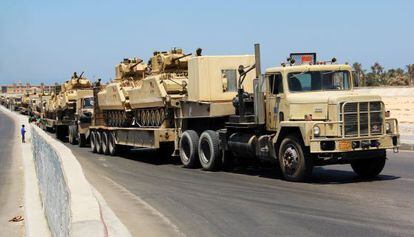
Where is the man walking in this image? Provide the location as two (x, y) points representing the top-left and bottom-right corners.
(21, 125), (26, 143)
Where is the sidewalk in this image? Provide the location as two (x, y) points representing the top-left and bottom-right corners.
(0, 107), (50, 237)
(0, 110), (25, 236)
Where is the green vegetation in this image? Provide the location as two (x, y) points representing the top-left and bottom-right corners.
(352, 62), (414, 87)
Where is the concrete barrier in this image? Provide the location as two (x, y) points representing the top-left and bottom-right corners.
(31, 125), (107, 237)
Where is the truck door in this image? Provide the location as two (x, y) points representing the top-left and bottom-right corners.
(266, 73), (284, 130)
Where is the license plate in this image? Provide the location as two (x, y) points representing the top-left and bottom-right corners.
(338, 141), (352, 151)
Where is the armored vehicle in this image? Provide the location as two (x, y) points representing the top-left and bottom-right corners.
(89, 48), (255, 157)
(96, 58), (147, 127)
(42, 72), (93, 140)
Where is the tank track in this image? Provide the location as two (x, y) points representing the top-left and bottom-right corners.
(103, 108), (166, 128)
(103, 110), (133, 127)
(133, 108), (166, 127)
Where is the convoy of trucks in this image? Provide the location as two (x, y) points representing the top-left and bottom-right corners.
(0, 44), (400, 181)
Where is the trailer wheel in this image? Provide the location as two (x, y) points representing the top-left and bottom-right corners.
(91, 131), (97, 153)
(278, 135), (313, 182)
(96, 131), (103, 154)
(108, 132), (118, 156)
(198, 130), (221, 171)
(102, 132), (110, 155)
(78, 134), (87, 147)
(351, 153), (386, 178)
(68, 126), (78, 145)
(68, 127), (73, 144)
(179, 130), (200, 168)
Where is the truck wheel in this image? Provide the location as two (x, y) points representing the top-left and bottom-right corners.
(91, 131), (97, 153)
(69, 126), (78, 145)
(102, 132), (110, 155)
(108, 132), (117, 156)
(198, 130), (221, 171)
(78, 134), (87, 147)
(179, 130), (200, 168)
(96, 131), (103, 154)
(68, 128), (73, 144)
(351, 155), (386, 178)
(278, 136), (313, 182)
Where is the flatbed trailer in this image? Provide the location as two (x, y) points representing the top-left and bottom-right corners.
(89, 126), (176, 155)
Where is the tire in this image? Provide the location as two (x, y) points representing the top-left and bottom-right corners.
(278, 135), (313, 182)
(91, 131), (97, 153)
(102, 132), (110, 155)
(351, 154), (386, 178)
(78, 134), (87, 147)
(198, 130), (221, 171)
(68, 127), (73, 144)
(95, 131), (103, 154)
(179, 130), (200, 168)
(108, 132), (117, 156)
(69, 126), (78, 145)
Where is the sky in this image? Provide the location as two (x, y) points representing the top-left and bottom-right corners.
(0, 0), (413, 85)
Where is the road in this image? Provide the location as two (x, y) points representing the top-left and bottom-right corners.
(55, 139), (413, 237)
(0, 111), (24, 236)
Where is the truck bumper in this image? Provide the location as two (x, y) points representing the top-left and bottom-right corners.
(309, 134), (399, 153)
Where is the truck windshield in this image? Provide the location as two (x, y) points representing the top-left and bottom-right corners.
(83, 98), (94, 108)
(288, 70), (350, 92)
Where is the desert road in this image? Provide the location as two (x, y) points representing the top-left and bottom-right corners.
(67, 142), (414, 236)
(1, 111), (413, 237)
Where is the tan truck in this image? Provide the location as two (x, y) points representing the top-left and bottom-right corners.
(89, 45), (399, 181)
(214, 46), (400, 181)
(42, 73), (94, 142)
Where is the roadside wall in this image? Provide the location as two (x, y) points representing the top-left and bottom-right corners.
(31, 125), (106, 237)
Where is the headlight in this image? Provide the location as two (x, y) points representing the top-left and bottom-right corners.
(313, 126), (320, 136)
(385, 122), (391, 133)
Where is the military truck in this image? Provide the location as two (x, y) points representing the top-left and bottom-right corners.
(89, 45), (399, 181)
(9, 96), (22, 111)
(210, 45), (399, 181)
(42, 73), (94, 142)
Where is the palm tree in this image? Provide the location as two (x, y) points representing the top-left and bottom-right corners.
(370, 62), (385, 85)
(352, 62), (364, 86)
(407, 64), (414, 86)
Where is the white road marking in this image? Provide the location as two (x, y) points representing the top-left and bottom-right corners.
(104, 176), (186, 237)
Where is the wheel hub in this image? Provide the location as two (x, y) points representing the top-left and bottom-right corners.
(283, 146), (298, 173)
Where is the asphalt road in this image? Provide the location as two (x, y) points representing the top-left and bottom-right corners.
(0, 111), (24, 236)
(57, 140), (414, 237)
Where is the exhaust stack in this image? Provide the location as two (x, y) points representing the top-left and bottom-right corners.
(253, 44), (265, 124)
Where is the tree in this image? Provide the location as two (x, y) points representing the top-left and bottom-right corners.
(366, 62), (385, 86)
(352, 62), (365, 86)
(407, 64), (414, 86)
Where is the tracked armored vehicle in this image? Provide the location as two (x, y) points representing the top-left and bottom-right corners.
(89, 48), (255, 157)
(127, 48), (191, 127)
(97, 58), (147, 127)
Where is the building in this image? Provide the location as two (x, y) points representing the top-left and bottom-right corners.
(0, 81), (53, 95)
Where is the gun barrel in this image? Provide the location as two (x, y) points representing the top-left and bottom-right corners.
(172, 53), (192, 62)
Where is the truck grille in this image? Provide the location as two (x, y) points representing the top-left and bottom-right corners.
(340, 101), (383, 137)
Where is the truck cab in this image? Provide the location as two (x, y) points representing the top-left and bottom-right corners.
(263, 54), (400, 180)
